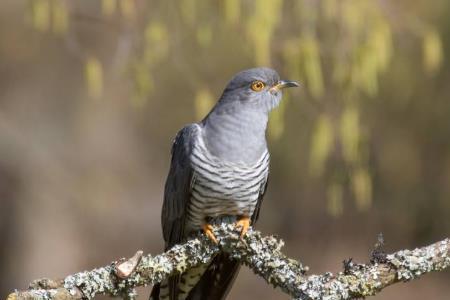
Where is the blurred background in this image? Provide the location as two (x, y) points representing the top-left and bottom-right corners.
(0, 0), (449, 299)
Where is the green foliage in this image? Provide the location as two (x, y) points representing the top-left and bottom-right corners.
(25, 0), (445, 216)
(194, 88), (214, 121)
(245, 0), (283, 66)
(101, 0), (116, 16)
(223, 0), (240, 26)
(327, 182), (344, 217)
(340, 105), (360, 164)
(144, 22), (169, 64)
(30, 0), (50, 32)
(30, 0), (67, 34)
(85, 57), (103, 100)
(310, 114), (334, 178)
(423, 29), (444, 74)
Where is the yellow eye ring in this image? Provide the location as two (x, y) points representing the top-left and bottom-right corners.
(251, 80), (265, 91)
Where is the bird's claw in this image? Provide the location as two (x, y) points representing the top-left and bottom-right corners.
(202, 223), (218, 244)
(235, 216), (251, 240)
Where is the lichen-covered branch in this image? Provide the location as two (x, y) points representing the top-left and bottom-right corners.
(7, 223), (450, 300)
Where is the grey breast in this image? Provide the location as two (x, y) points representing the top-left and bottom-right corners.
(185, 125), (270, 232)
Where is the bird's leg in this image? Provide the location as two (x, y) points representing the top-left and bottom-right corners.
(202, 223), (218, 244)
(235, 216), (251, 239)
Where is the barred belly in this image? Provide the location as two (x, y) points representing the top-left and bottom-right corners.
(186, 138), (269, 232)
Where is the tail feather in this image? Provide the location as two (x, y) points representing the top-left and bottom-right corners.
(149, 283), (160, 300)
(186, 253), (241, 300)
(150, 278), (175, 300)
(150, 253), (240, 300)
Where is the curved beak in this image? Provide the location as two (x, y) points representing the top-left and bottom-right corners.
(270, 80), (300, 93)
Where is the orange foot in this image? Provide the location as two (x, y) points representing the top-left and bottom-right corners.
(236, 216), (251, 239)
(202, 223), (218, 244)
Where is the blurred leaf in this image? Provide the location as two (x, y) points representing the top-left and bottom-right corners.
(224, 0), (240, 25)
(282, 39), (302, 82)
(194, 88), (214, 120)
(51, 0), (68, 34)
(297, 0), (318, 24)
(341, 0), (364, 37)
(332, 59), (350, 87)
(246, 0), (283, 65)
(327, 182), (344, 217)
(101, 0), (117, 16)
(31, 0), (50, 32)
(352, 45), (378, 97)
(371, 20), (393, 73)
(144, 22), (169, 64)
(310, 114), (334, 177)
(119, 0), (136, 19)
(322, 0), (337, 21)
(300, 36), (324, 98)
(197, 25), (213, 48)
(340, 105), (360, 164)
(85, 57), (103, 99)
(181, 0), (196, 25)
(351, 167), (372, 211)
(423, 29), (443, 74)
(132, 63), (154, 107)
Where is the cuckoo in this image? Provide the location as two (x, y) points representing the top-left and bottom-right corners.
(150, 67), (299, 300)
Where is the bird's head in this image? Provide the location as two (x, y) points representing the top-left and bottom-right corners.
(218, 67), (299, 113)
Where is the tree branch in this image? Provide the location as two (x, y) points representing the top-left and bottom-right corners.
(7, 223), (449, 300)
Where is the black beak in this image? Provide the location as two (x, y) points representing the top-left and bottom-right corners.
(270, 80), (300, 93)
(277, 80), (300, 89)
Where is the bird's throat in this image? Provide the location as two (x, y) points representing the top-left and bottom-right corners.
(202, 110), (268, 165)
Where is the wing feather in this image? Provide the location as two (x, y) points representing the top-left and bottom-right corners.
(161, 124), (198, 250)
(152, 124), (198, 300)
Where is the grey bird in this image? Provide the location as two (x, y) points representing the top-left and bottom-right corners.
(150, 67), (299, 300)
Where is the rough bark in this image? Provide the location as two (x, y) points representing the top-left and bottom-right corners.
(7, 223), (450, 300)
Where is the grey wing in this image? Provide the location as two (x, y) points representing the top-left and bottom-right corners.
(151, 124), (198, 300)
(161, 124), (198, 250)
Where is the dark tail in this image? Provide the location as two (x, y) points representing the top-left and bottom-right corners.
(149, 283), (160, 300)
(186, 253), (241, 300)
(149, 253), (240, 300)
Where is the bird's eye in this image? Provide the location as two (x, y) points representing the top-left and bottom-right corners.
(250, 81), (265, 92)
